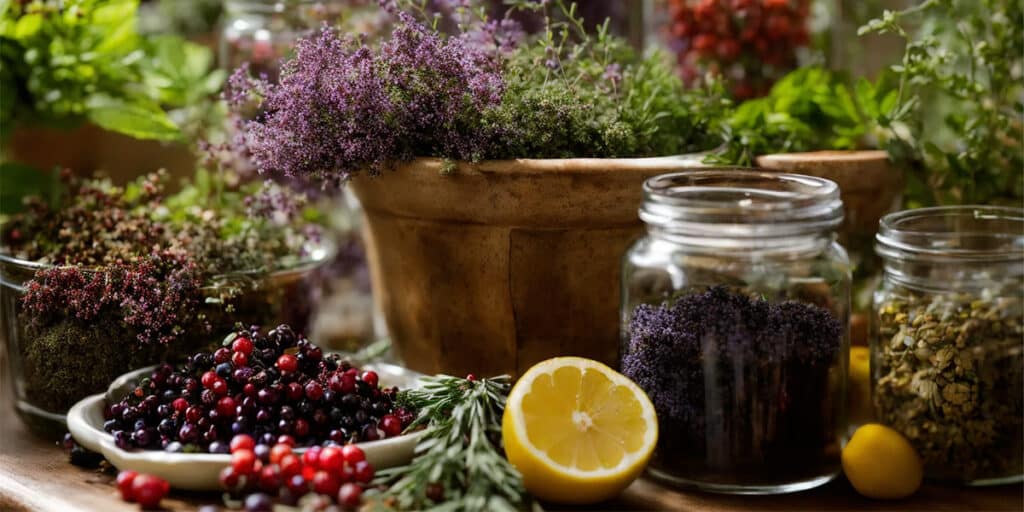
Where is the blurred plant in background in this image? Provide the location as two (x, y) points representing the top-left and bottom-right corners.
(0, 0), (225, 142)
(860, 0), (1023, 206)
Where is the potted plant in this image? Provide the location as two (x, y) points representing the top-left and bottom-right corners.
(228, 0), (726, 377)
(0, 170), (331, 436)
(0, 0), (225, 179)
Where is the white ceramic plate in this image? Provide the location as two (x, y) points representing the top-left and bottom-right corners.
(68, 362), (425, 490)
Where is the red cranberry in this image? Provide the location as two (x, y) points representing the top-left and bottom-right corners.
(353, 460), (374, 484)
(276, 354), (298, 373)
(302, 446), (322, 469)
(130, 474), (169, 508)
(258, 464), (282, 492)
(231, 351), (248, 367)
(230, 434), (255, 453)
(243, 383), (257, 397)
(340, 444), (365, 465)
(338, 482), (362, 509)
(279, 454), (302, 478)
(329, 373), (356, 394)
(360, 371), (378, 388)
(270, 444), (292, 464)
(379, 414), (402, 438)
(339, 463), (355, 483)
(304, 381), (324, 401)
(201, 371), (217, 389)
(466, 373), (477, 382)
(286, 382), (304, 401)
(318, 446), (343, 473)
(232, 337), (253, 355)
(171, 398), (188, 413)
(312, 470), (341, 497)
(211, 378), (229, 396)
(116, 470), (138, 501)
(185, 406), (203, 423)
(219, 466), (241, 490)
(217, 397), (237, 418)
(276, 434), (296, 446)
(286, 474), (308, 496)
(232, 449), (257, 474)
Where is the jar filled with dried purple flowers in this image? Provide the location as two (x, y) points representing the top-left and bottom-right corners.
(620, 169), (850, 494)
(873, 206), (1024, 485)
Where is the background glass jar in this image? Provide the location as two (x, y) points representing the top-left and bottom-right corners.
(220, 0), (362, 80)
(620, 169), (850, 494)
(872, 206), (1023, 485)
(0, 243), (332, 438)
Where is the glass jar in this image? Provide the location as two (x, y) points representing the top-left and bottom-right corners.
(620, 169), (850, 494)
(0, 244), (332, 438)
(220, 0), (353, 80)
(872, 206), (1023, 485)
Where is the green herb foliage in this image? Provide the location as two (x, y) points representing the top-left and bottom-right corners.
(0, 0), (225, 141)
(859, 0), (1023, 206)
(482, 1), (728, 158)
(710, 67), (898, 166)
(376, 375), (527, 512)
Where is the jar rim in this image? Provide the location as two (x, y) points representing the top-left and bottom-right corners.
(0, 239), (335, 283)
(639, 169), (844, 238)
(876, 206), (1024, 263)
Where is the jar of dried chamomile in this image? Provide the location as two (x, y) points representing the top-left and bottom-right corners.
(873, 206), (1024, 485)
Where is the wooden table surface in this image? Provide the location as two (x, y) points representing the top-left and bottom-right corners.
(1, 369), (1021, 511)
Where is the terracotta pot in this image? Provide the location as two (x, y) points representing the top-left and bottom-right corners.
(349, 156), (702, 377)
(755, 150), (903, 247)
(7, 123), (195, 184)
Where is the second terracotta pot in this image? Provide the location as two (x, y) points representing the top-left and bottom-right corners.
(349, 156), (700, 376)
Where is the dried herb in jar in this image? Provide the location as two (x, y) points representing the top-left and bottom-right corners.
(874, 291), (1024, 482)
(622, 286), (845, 487)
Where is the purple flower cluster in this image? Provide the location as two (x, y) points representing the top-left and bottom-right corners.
(237, 12), (507, 182)
(622, 286), (842, 467)
(22, 251), (203, 345)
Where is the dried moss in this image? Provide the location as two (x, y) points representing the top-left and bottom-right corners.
(22, 319), (167, 412)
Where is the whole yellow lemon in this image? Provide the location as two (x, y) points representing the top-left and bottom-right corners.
(848, 346), (872, 425)
(842, 423), (923, 499)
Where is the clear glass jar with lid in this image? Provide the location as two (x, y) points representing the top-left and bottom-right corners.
(872, 206), (1023, 485)
(620, 169), (851, 494)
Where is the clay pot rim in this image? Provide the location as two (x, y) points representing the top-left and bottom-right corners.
(755, 149), (891, 165)
(373, 154), (723, 177)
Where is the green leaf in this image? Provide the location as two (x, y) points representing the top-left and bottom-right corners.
(85, 95), (181, 140)
(0, 162), (61, 215)
(92, 0), (140, 27)
(13, 13), (42, 40)
(833, 85), (861, 124)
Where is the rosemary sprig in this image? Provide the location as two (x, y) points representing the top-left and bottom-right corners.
(373, 375), (528, 512)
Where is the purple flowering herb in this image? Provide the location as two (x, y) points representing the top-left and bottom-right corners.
(22, 251), (203, 345)
(622, 286), (843, 479)
(234, 10), (504, 182)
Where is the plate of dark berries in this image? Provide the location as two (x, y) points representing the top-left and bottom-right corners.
(67, 324), (425, 490)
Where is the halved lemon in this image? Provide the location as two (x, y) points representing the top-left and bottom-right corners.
(502, 357), (658, 504)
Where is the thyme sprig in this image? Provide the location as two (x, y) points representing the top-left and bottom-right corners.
(374, 375), (528, 512)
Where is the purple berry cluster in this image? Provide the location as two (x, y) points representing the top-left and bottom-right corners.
(102, 325), (415, 453)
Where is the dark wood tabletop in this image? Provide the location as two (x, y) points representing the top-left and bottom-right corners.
(1, 366), (1021, 511)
